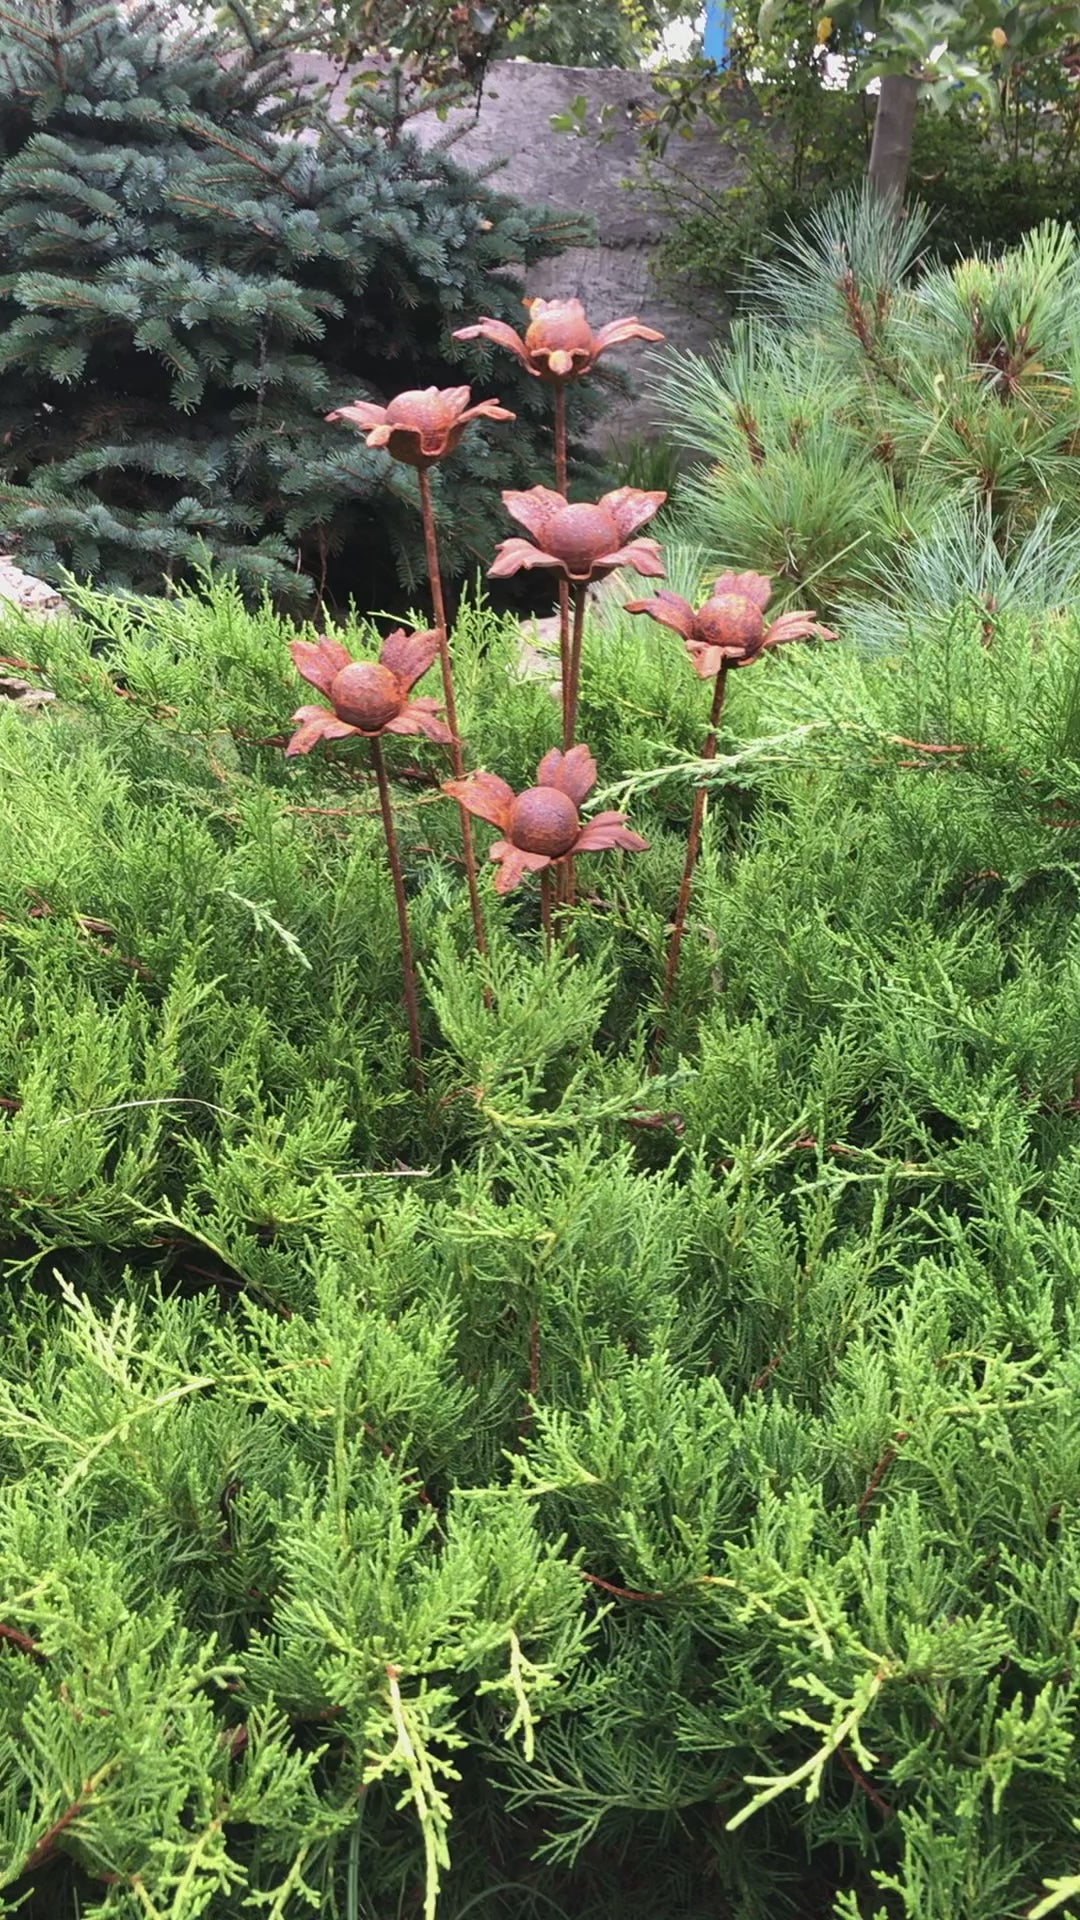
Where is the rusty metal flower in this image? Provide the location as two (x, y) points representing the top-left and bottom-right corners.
(286, 629), (451, 756)
(489, 486), (666, 585)
(454, 298), (664, 381)
(444, 744), (648, 894)
(627, 571), (837, 1025)
(325, 386), (515, 468)
(626, 571), (835, 676)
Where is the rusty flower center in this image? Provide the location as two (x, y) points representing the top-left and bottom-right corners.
(330, 662), (401, 731)
(695, 594), (766, 652)
(385, 391), (450, 436)
(526, 312), (593, 362)
(509, 787), (580, 856)
(544, 503), (620, 576)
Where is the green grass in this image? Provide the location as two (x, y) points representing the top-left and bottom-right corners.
(5, 574), (1080, 1918)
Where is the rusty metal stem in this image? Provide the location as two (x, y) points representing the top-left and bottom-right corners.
(564, 581), (588, 753)
(417, 466), (487, 954)
(554, 383), (572, 741)
(370, 737), (423, 1086)
(661, 665), (729, 1014)
(553, 379), (569, 496)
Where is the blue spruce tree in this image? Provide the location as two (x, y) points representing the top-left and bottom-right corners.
(0, 0), (589, 606)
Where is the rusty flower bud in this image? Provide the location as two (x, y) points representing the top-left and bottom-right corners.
(325, 385), (515, 468)
(444, 744), (648, 893)
(626, 570), (835, 676)
(286, 629), (452, 755)
(454, 296), (664, 381)
(489, 486), (666, 586)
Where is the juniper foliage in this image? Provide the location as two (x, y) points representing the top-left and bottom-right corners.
(0, 0), (591, 608)
(5, 563), (1080, 1916)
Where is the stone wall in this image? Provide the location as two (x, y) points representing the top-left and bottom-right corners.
(296, 58), (753, 438)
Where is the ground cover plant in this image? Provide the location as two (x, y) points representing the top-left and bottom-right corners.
(7, 529), (1080, 1917)
(8, 206), (1080, 1920)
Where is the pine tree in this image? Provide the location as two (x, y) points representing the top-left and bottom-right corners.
(656, 193), (1080, 614)
(0, 0), (590, 608)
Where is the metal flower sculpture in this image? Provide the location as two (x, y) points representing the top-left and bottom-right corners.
(286, 630), (452, 1081)
(626, 571), (836, 1016)
(326, 386), (515, 958)
(625, 572), (834, 679)
(454, 298), (664, 490)
(455, 298), (664, 385)
(445, 744), (648, 940)
(455, 297), (665, 749)
(491, 486), (666, 749)
(286, 630), (451, 755)
(325, 386), (514, 469)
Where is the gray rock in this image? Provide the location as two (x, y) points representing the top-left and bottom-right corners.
(287, 57), (755, 438)
(0, 557), (67, 618)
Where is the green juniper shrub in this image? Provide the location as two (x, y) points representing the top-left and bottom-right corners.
(7, 554), (1080, 1916)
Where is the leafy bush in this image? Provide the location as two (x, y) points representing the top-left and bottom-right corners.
(6, 562), (1080, 1916)
(642, 0), (1080, 308)
(645, 97), (1080, 309)
(0, 0), (597, 610)
(655, 199), (1080, 613)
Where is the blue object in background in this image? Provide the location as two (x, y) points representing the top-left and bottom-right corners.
(702, 0), (734, 65)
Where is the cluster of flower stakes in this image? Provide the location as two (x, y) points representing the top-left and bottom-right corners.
(286, 298), (834, 1077)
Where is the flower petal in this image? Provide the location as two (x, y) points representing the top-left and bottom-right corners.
(381, 626), (441, 689)
(285, 719), (330, 757)
(600, 488), (667, 540)
(365, 424), (395, 449)
(686, 642), (728, 679)
(489, 840), (553, 893)
(596, 539), (666, 579)
(290, 636), (353, 695)
(623, 590), (695, 640)
(461, 398), (517, 426)
(436, 386), (472, 418)
(763, 612), (837, 648)
(285, 706), (360, 756)
(573, 813), (650, 853)
(525, 296), (587, 323)
(488, 539), (565, 579)
(537, 743), (597, 805)
(325, 401), (388, 429)
(711, 570), (773, 609)
(386, 703), (452, 743)
(500, 486), (567, 541)
(592, 318), (666, 356)
(452, 318), (530, 364)
(444, 771), (516, 829)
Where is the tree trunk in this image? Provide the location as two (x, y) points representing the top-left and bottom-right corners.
(868, 73), (920, 207)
